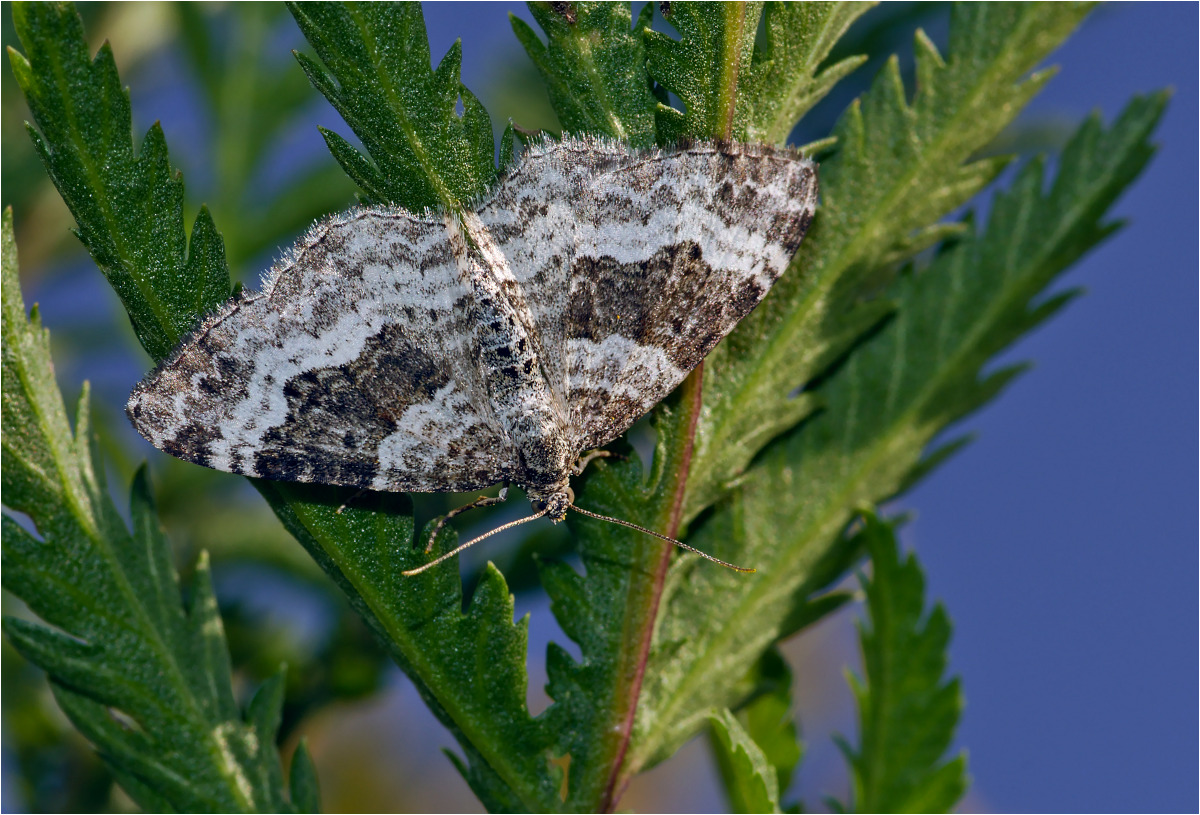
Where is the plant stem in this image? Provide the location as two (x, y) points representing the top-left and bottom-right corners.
(601, 363), (704, 812)
(601, 6), (750, 805)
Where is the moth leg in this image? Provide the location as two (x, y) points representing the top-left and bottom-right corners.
(335, 487), (370, 515)
(424, 486), (510, 553)
(572, 449), (624, 476)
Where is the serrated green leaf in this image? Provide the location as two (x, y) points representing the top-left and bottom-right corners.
(246, 669), (288, 746)
(741, 2), (873, 144)
(319, 125), (390, 202)
(513, 2), (658, 146)
(645, 2), (763, 141)
(255, 482), (561, 812)
(631, 89), (1166, 774)
(739, 648), (802, 801)
(839, 512), (966, 813)
(1, 208), (297, 811)
(7, 2), (230, 362)
(287, 1), (495, 211)
(688, 2), (1095, 518)
(538, 378), (708, 812)
(709, 708), (781, 813)
(499, 122), (518, 169)
(710, 647), (803, 812)
(643, 0), (868, 145)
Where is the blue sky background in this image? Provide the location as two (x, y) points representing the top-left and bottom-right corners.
(5, 3), (1196, 812)
(893, 5), (1197, 811)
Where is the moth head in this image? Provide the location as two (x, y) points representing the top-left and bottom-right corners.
(530, 487), (572, 523)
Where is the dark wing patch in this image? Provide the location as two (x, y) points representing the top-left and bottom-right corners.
(479, 139), (817, 451)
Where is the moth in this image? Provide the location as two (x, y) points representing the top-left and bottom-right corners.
(127, 137), (817, 573)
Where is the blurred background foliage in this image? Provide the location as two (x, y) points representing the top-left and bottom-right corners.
(0, 3), (1083, 811)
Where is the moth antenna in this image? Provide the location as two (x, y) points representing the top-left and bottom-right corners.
(402, 506), (550, 577)
(568, 505), (755, 574)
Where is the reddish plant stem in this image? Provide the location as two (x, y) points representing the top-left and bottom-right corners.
(598, 8), (748, 805)
(600, 362), (705, 812)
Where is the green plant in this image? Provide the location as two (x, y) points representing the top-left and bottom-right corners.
(1, 2), (1164, 812)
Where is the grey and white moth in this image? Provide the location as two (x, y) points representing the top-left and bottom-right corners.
(127, 136), (817, 571)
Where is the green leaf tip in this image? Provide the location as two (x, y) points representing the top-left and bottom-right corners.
(288, 1), (496, 212)
(8, 1), (230, 363)
(741, 2), (873, 144)
(709, 708), (783, 814)
(840, 512), (967, 813)
(514, 2), (659, 147)
(289, 740), (322, 813)
(709, 646), (804, 813)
